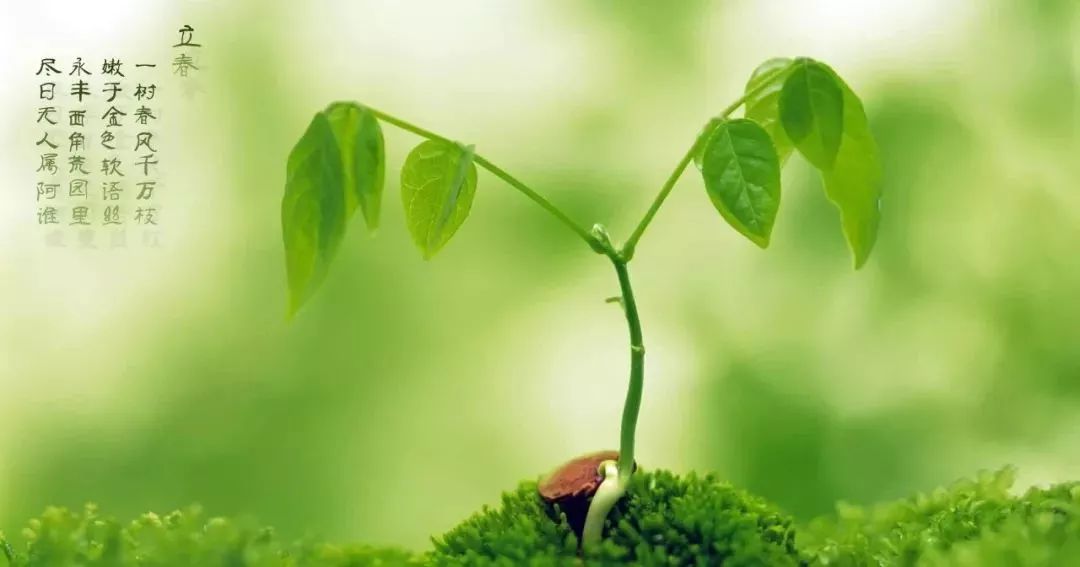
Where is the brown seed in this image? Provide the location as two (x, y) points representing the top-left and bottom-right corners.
(539, 450), (619, 502)
(538, 450), (632, 542)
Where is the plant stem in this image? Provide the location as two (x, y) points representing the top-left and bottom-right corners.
(581, 460), (625, 548)
(577, 243), (643, 550)
(365, 106), (598, 249)
(472, 155), (596, 246)
(620, 63), (792, 260)
(609, 255), (644, 480)
(620, 145), (697, 261)
(366, 107), (450, 144)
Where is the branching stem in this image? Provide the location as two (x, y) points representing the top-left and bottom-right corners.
(364, 68), (791, 547)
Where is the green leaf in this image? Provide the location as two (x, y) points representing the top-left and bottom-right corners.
(324, 102), (385, 231)
(820, 71), (882, 268)
(281, 112), (347, 317)
(779, 58), (844, 169)
(700, 118), (782, 248)
(744, 57), (795, 166)
(693, 58), (795, 172)
(400, 139), (478, 258)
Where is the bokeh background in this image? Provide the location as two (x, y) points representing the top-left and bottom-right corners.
(2, 0), (1078, 551)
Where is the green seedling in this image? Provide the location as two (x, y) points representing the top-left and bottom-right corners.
(280, 56), (882, 549)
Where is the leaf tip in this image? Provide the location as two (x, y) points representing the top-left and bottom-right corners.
(364, 213), (381, 233)
(852, 247), (872, 270)
(742, 229), (771, 249)
(285, 299), (302, 322)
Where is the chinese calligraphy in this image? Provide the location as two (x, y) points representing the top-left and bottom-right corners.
(34, 25), (204, 249)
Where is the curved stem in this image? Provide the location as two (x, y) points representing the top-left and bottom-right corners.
(365, 106), (598, 249)
(610, 256), (644, 479)
(620, 63), (793, 260)
(581, 460), (626, 549)
(580, 251), (643, 549)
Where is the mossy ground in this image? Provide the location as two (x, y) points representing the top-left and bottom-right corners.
(3, 468), (1079, 566)
(800, 467), (1080, 566)
(432, 470), (798, 566)
(0, 505), (417, 567)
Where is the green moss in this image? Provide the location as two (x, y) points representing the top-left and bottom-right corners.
(4, 468), (1080, 566)
(0, 505), (418, 566)
(801, 467), (1080, 566)
(430, 469), (799, 566)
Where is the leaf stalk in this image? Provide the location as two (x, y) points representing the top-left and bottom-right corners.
(620, 62), (793, 260)
(365, 107), (598, 249)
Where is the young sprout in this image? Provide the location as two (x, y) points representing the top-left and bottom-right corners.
(281, 56), (881, 548)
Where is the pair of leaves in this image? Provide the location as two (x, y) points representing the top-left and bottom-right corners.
(283, 102), (382, 318)
(282, 102), (476, 316)
(700, 57), (881, 268)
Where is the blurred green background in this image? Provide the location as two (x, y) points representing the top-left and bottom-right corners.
(2, 0), (1079, 551)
